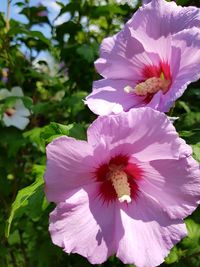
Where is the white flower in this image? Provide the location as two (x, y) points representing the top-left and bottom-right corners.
(0, 87), (30, 130)
(115, 0), (137, 7)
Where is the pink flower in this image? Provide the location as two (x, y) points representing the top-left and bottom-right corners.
(85, 0), (200, 115)
(44, 108), (200, 267)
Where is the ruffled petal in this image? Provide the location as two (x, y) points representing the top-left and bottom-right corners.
(164, 28), (200, 110)
(95, 25), (161, 80)
(95, 26), (143, 80)
(116, 193), (187, 267)
(44, 136), (95, 203)
(127, 0), (200, 39)
(49, 184), (119, 264)
(87, 108), (192, 161)
(85, 79), (144, 116)
(138, 156), (200, 220)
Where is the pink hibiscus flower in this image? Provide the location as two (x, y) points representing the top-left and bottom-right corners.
(44, 108), (200, 267)
(85, 0), (200, 115)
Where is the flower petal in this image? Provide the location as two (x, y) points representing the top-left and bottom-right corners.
(11, 86), (24, 97)
(87, 108), (192, 161)
(49, 184), (119, 264)
(15, 99), (30, 116)
(116, 194), (187, 267)
(95, 26), (143, 79)
(164, 28), (200, 109)
(0, 88), (10, 100)
(85, 79), (144, 116)
(95, 25), (161, 80)
(44, 136), (95, 203)
(3, 113), (29, 130)
(128, 0), (200, 39)
(138, 156), (200, 220)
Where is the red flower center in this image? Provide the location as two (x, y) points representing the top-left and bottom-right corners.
(137, 61), (172, 102)
(124, 61), (172, 103)
(95, 154), (143, 203)
(5, 107), (16, 117)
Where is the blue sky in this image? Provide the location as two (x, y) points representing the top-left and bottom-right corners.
(0, 0), (69, 37)
(0, 0), (69, 62)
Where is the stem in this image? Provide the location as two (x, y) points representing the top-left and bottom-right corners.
(6, 0), (11, 31)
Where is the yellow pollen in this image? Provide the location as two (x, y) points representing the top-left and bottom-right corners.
(108, 164), (131, 203)
(134, 77), (170, 96)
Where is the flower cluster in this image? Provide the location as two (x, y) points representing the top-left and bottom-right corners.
(44, 1), (200, 267)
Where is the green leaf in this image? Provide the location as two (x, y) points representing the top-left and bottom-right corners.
(23, 127), (46, 152)
(192, 143), (200, 163)
(41, 122), (87, 143)
(177, 101), (191, 113)
(91, 5), (127, 18)
(22, 96), (33, 109)
(5, 165), (45, 237)
(77, 44), (96, 63)
(0, 127), (25, 156)
(66, 91), (88, 116)
(165, 247), (182, 264)
(180, 218), (200, 259)
(179, 129), (200, 162)
(68, 123), (87, 140)
(41, 122), (73, 143)
(9, 27), (51, 46)
(176, 112), (200, 130)
(183, 219), (200, 247)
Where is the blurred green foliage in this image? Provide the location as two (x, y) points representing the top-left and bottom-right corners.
(0, 0), (200, 267)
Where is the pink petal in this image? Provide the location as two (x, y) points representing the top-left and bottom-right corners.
(87, 108), (192, 161)
(85, 79), (145, 116)
(95, 25), (161, 80)
(49, 184), (119, 264)
(138, 156), (200, 219)
(128, 0), (200, 39)
(116, 193), (187, 267)
(165, 28), (200, 108)
(155, 45), (182, 112)
(44, 136), (94, 203)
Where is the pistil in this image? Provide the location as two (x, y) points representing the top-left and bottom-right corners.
(134, 77), (170, 96)
(108, 164), (131, 203)
(5, 107), (16, 116)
